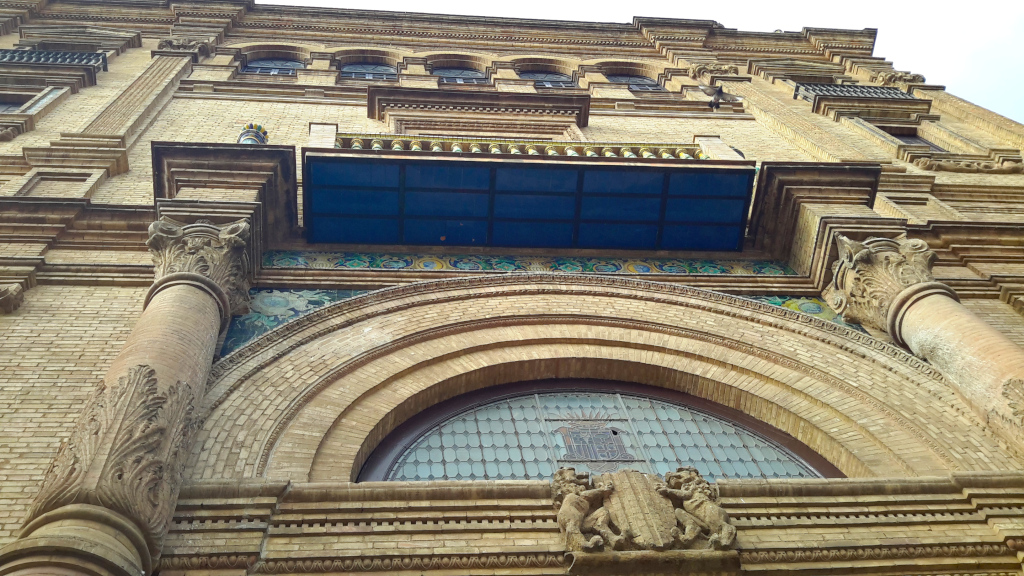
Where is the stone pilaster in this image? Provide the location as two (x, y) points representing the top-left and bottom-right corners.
(824, 235), (1024, 449)
(0, 218), (250, 576)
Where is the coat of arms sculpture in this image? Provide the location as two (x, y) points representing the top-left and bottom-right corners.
(552, 466), (738, 573)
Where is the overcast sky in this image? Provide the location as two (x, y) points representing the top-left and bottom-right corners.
(257, 0), (1024, 124)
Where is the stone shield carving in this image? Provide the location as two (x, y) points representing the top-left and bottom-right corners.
(552, 467), (735, 554)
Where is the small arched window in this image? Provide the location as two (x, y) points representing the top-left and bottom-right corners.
(519, 70), (576, 88)
(432, 67), (488, 85)
(242, 58), (305, 75)
(340, 62), (397, 80)
(606, 73), (666, 92)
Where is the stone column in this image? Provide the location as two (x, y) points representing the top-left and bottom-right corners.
(0, 218), (250, 576)
(824, 235), (1024, 446)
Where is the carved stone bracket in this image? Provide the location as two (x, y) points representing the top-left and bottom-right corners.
(553, 467), (738, 574)
(146, 217), (252, 322)
(0, 283), (23, 313)
(154, 37), (212, 62)
(913, 157), (1024, 174)
(823, 235), (957, 341)
(873, 70), (926, 89)
(688, 63), (739, 84)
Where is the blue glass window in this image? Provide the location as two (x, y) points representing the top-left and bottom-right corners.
(380, 390), (824, 482)
(242, 58), (304, 75)
(433, 67), (489, 84)
(340, 62), (397, 80)
(606, 74), (666, 92)
(519, 70), (576, 88)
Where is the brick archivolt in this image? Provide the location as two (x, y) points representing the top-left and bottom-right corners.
(189, 275), (1018, 486)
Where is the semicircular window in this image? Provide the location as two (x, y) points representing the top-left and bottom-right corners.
(519, 70), (576, 88)
(432, 67), (488, 84)
(340, 62), (397, 80)
(243, 58), (305, 75)
(362, 382), (836, 482)
(606, 73), (665, 92)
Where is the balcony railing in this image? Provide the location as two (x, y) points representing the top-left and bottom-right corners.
(793, 83), (917, 102)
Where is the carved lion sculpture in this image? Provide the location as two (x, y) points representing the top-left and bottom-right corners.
(659, 467), (736, 550)
(552, 468), (624, 552)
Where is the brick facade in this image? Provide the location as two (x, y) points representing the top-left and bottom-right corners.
(0, 2), (1023, 575)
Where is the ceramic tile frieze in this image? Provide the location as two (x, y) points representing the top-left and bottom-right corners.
(220, 288), (367, 356)
(745, 295), (866, 333)
(263, 250), (797, 275)
(221, 290), (861, 357)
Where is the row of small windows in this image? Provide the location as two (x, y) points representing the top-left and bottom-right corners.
(241, 59), (665, 91)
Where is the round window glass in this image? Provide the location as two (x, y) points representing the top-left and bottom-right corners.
(361, 382), (835, 482)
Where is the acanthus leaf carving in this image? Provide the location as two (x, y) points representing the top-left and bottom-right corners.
(95, 375), (202, 558)
(552, 467), (735, 554)
(823, 235), (938, 333)
(1002, 379), (1024, 422)
(25, 365), (203, 561)
(147, 217), (251, 315)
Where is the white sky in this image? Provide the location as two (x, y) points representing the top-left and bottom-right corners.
(256, 0), (1024, 124)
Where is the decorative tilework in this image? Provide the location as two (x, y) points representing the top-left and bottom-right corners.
(219, 291), (862, 356)
(220, 289), (367, 356)
(387, 392), (821, 482)
(745, 295), (866, 333)
(264, 250), (797, 275)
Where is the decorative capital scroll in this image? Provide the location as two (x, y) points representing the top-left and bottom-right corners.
(823, 235), (957, 340)
(872, 70), (926, 87)
(147, 217), (251, 318)
(552, 467), (735, 555)
(26, 365), (201, 565)
(156, 37), (211, 57)
(688, 63), (739, 83)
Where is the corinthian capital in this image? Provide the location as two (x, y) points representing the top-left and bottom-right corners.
(147, 217), (251, 317)
(823, 235), (956, 336)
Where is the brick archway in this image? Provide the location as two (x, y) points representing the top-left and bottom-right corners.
(188, 274), (1018, 484)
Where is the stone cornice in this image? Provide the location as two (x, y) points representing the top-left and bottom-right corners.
(366, 86), (591, 128)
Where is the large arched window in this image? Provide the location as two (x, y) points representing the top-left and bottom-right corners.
(606, 73), (666, 92)
(242, 58), (305, 75)
(432, 67), (488, 84)
(359, 380), (840, 482)
(519, 70), (576, 88)
(340, 62), (397, 80)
